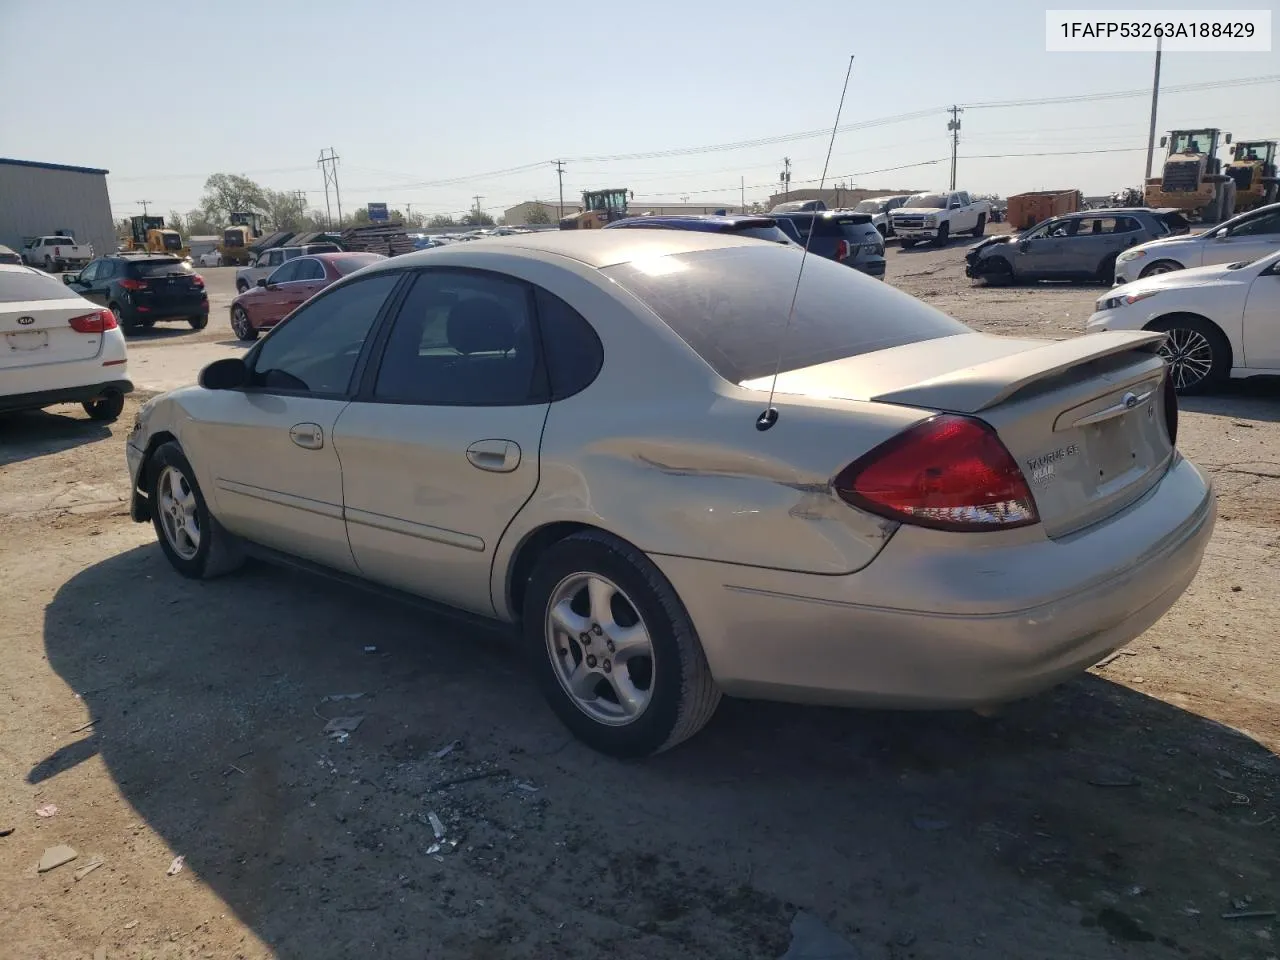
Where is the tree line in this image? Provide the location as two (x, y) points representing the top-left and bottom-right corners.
(117, 173), (497, 238)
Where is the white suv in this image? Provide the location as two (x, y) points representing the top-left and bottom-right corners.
(0, 264), (131, 420)
(1113, 202), (1280, 284)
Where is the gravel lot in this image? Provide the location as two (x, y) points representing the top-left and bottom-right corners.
(2, 236), (1277, 960)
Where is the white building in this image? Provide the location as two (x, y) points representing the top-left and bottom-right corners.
(0, 158), (116, 259)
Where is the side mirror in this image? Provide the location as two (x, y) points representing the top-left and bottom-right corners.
(1159, 135), (1168, 148)
(256, 278), (268, 288)
(198, 357), (248, 391)
(1018, 240), (1031, 252)
(62, 273), (79, 285)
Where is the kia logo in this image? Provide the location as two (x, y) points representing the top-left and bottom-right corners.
(16, 316), (35, 326)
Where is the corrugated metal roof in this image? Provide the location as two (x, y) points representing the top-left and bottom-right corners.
(0, 157), (110, 176)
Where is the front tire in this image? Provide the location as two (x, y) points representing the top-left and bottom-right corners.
(231, 306), (258, 341)
(971, 214), (986, 237)
(1148, 314), (1231, 395)
(1139, 259), (1182, 279)
(82, 393), (124, 421)
(523, 530), (721, 758)
(932, 222), (950, 247)
(148, 442), (245, 579)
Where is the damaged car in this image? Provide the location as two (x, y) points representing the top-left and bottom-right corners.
(966, 208), (1190, 285)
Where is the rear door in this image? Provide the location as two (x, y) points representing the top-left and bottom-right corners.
(0, 269), (104, 377)
(278, 257), (329, 315)
(335, 268), (551, 616)
(1242, 256), (1280, 368)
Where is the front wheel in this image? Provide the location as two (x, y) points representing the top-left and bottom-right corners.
(148, 442), (245, 579)
(971, 214), (986, 237)
(1149, 315), (1230, 395)
(82, 393), (124, 421)
(231, 306), (258, 341)
(523, 531), (721, 758)
(932, 222), (950, 247)
(1139, 260), (1182, 279)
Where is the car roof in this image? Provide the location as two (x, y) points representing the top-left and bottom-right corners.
(0, 262), (42, 274)
(362, 229), (766, 271)
(609, 215), (780, 230)
(114, 252), (183, 260)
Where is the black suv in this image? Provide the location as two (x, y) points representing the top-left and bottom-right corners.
(770, 210), (886, 279)
(63, 254), (209, 334)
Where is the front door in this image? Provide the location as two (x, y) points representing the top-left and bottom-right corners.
(335, 268), (550, 617)
(1206, 207), (1280, 268)
(192, 271), (403, 573)
(1013, 220), (1068, 277)
(66, 260), (107, 305)
(1242, 258), (1280, 369)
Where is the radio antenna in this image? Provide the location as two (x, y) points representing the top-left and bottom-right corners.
(757, 54), (855, 432)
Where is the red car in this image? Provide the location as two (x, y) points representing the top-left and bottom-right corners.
(228, 252), (385, 341)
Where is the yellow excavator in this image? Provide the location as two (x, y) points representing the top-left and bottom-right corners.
(218, 211), (263, 266)
(1226, 140), (1280, 212)
(1143, 128), (1236, 223)
(125, 215), (188, 257)
(559, 188), (633, 229)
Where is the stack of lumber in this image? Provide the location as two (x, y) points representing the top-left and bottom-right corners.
(340, 222), (414, 258)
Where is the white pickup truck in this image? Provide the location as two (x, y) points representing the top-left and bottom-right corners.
(889, 191), (992, 247)
(22, 235), (94, 271)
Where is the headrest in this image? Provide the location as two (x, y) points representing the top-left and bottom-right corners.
(446, 298), (517, 355)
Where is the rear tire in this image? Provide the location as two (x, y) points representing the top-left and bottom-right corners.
(1147, 314), (1231, 395)
(523, 530), (721, 758)
(147, 442), (245, 579)
(932, 222), (950, 247)
(231, 306), (258, 341)
(43, 255), (53, 272)
(188, 313), (209, 330)
(82, 393), (124, 422)
(235, 280), (249, 294)
(109, 303), (140, 336)
(971, 214), (987, 237)
(1096, 253), (1118, 285)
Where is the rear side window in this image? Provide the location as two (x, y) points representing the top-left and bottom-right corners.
(0, 269), (76, 302)
(130, 259), (191, 278)
(604, 245), (968, 383)
(334, 254), (384, 275)
(734, 225), (793, 244)
(535, 288), (602, 399)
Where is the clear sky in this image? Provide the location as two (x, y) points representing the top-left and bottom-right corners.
(1, 0), (1276, 221)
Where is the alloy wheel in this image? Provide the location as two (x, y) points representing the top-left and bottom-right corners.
(544, 573), (655, 726)
(1159, 327), (1214, 391)
(156, 465), (201, 560)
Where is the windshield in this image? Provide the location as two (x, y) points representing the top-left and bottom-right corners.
(905, 193), (946, 209)
(603, 245), (967, 383)
(223, 229), (245, 247)
(854, 200), (886, 214)
(332, 253), (386, 275)
(0, 269), (76, 302)
(1169, 131), (1213, 155)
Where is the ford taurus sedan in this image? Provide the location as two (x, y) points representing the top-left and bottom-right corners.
(229, 252), (385, 340)
(125, 231), (1215, 757)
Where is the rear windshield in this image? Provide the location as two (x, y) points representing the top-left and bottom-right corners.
(305, 244), (341, 254)
(604, 245), (968, 383)
(782, 215), (874, 238)
(0, 269), (76, 302)
(906, 193), (947, 208)
(854, 199), (886, 213)
(332, 253), (385, 275)
(129, 259), (192, 278)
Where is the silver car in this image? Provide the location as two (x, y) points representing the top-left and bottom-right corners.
(1113, 202), (1280, 284)
(125, 231), (1215, 757)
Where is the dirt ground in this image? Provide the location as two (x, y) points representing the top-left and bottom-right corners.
(2, 238), (1277, 960)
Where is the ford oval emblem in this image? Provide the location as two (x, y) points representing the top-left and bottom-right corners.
(17, 315), (35, 326)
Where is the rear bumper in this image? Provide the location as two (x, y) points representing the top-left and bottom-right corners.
(851, 259), (886, 279)
(127, 298), (209, 321)
(651, 455), (1214, 709)
(0, 378), (133, 414)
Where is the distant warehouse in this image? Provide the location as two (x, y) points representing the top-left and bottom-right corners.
(0, 157), (116, 259)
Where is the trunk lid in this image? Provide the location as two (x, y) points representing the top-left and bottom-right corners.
(0, 297), (105, 368)
(742, 331), (1175, 537)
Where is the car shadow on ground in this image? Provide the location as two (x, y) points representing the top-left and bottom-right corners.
(39, 546), (1279, 959)
(1181, 378), (1280, 423)
(124, 326), (206, 343)
(0, 408), (112, 466)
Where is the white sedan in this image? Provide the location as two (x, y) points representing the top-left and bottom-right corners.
(0, 264), (132, 419)
(196, 250), (223, 267)
(1087, 248), (1280, 393)
(1113, 202), (1280, 284)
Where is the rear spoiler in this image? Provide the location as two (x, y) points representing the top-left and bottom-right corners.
(871, 331), (1165, 413)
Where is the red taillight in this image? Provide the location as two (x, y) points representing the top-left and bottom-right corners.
(835, 239), (851, 260)
(191, 274), (205, 287)
(1162, 368), (1178, 446)
(834, 415), (1039, 532)
(68, 309), (117, 334)
(118, 278), (146, 291)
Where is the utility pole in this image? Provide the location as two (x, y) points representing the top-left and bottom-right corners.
(740, 176), (745, 212)
(947, 106), (964, 190)
(1144, 37), (1163, 180)
(553, 160), (566, 220)
(318, 148), (343, 229)
(780, 157), (792, 199)
(138, 200), (151, 216)
(472, 195), (484, 222)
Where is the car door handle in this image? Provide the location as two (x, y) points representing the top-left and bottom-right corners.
(466, 439), (520, 473)
(289, 422), (324, 450)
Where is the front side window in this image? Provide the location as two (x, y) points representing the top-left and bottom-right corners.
(249, 273), (400, 395)
(372, 270), (542, 406)
(77, 261), (101, 283)
(1231, 210), (1280, 238)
